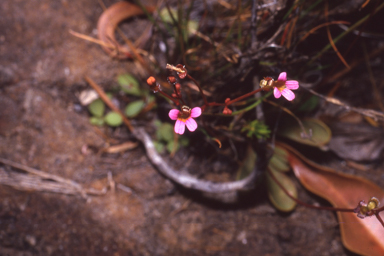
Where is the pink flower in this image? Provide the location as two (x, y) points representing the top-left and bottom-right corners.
(168, 106), (202, 135)
(273, 72), (299, 101)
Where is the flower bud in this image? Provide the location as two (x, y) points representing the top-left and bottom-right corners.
(147, 76), (161, 93)
(167, 76), (176, 84)
(223, 107), (232, 115)
(147, 76), (156, 86)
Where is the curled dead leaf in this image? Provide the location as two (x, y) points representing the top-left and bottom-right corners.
(279, 142), (384, 256)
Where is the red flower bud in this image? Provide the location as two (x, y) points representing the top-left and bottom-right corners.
(147, 76), (156, 86)
(167, 76), (176, 84)
(147, 76), (161, 93)
(223, 107), (232, 115)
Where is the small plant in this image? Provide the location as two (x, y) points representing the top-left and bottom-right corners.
(87, 74), (156, 127)
(82, 0), (384, 253)
(144, 63), (384, 242)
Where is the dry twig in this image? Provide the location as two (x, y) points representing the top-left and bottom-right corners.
(0, 158), (106, 197)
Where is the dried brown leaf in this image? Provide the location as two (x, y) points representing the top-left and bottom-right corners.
(279, 143), (384, 256)
(104, 141), (139, 154)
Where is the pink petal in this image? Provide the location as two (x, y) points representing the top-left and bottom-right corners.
(174, 120), (185, 134)
(274, 87), (282, 98)
(190, 107), (202, 118)
(277, 72), (287, 81)
(169, 109), (179, 120)
(286, 80), (299, 90)
(281, 89), (295, 101)
(185, 118), (198, 132)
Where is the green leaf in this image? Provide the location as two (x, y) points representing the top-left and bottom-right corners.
(89, 117), (104, 126)
(88, 99), (105, 117)
(148, 95), (156, 103)
(266, 168), (297, 212)
(166, 140), (179, 153)
(279, 118), (331, 147)
(157, 123), (174, 142)
(241, 120), (270, 139)
(124, 100), (145, 117)
(106, 92), (113, 99)
(104, 112), (123, 127)
(179, 137), (189, 147)
(117, 74), (141, 96)
(153, 119), (162, 128)
(159, 7), (178, 23)
(187, 20), (198, 36)
(236, 147), (256, 180)
(159, 7), (198, 37)
(269, 146), (290, 172)
(153, 141), (165, 153)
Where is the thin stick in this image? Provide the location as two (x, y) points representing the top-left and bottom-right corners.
(264, 99), (311, 139)
(187, 74), (209, 106)
(324, 1), (350, 69)
(298, 21), (350, 43)
(308, 1), (384, 65)
(0, 158), (82, 189)
(0, 159), (106, 196)
(250, 0), (258, 48)
(84, 76), (134, 132)
(69, 29), (118, 50)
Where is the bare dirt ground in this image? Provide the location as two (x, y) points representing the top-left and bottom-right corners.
(0, 0), (383, 255)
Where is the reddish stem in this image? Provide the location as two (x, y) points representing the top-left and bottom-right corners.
(203, 88), (266, 109)
(375, 205), (384, 212)
(225, 88), (264, 106)
(159, 90), (180, 105)
(375, 213), (384, 228)
(186, 69), (268, 112)
(173, 83), (186, 105)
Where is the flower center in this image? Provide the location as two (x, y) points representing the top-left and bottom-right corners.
(277, 85), (287, 92)
(177, 105), (191, 122)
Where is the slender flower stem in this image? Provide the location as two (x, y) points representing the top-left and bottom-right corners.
(187, 74), (209, 106)
(226, 88), (264, 106)
(375, 213), (384, 228)
(159, 90), (180, 105)
(203, 91), (273, 116)
(207, 102), (226, 107)
(202, 87), (266, 110)
(184, 68), (267, 111)
(173, 83), (186, 105)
